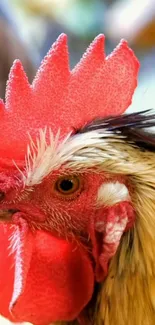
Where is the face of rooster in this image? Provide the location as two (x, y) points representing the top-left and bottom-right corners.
(0, 34), (155, 325)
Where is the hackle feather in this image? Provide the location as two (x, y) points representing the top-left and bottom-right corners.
(51, 110), (155, 325)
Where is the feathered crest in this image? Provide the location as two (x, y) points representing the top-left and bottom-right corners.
(0, 33), (139, 164)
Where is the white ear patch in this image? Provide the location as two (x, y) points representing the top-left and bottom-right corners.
(97, 181), (130, 207)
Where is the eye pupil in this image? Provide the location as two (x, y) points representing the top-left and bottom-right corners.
(60, 179), (74, 192)
(55, 175), (82, 197)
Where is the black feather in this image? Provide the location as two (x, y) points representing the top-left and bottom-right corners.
(77, 110), (155, 152)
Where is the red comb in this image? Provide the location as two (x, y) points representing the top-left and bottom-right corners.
(0, 33), (139, 163)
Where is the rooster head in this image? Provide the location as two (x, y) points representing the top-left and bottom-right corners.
(0, 34), (141, 325)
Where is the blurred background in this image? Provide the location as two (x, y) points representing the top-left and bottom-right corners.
(0, 0), (155, 324)
(0, 0), (154, 112)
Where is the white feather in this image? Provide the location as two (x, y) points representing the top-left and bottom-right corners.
(22, 128), (123, 186)
(97, 182), (130, 207)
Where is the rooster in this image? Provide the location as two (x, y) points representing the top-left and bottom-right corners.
(0, 33), (154, 325)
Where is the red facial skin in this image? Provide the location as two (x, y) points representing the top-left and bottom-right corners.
(0, 168), (135, 325)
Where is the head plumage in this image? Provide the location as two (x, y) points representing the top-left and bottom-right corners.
(0, 33), (139, 165)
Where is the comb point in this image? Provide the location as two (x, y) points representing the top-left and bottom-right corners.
(102, 38), (140, 115)
(108, 38), (140, 71)
(5, 59), (31, 112)
(6, 59), (30, 89)
(73, 34), (105, 75)
(46, 32), (68, 60)
(33, 33), (69, 91)
(83, 33), (105, 59)
(7, 59), (30, 84)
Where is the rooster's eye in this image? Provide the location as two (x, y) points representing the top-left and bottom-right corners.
(55, 175), (82, 197)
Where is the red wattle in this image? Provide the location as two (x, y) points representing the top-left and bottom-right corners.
(0, 221), (94, 325)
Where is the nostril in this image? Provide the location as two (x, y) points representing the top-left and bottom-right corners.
(0, 209), (19, 221)
(8, 209), (19, 214)
(0, 191), (5, 201)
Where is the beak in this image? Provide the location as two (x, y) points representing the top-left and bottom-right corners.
(0, 214), (94, 325)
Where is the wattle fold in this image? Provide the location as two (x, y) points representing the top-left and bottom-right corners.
(0, 219), (94, 325)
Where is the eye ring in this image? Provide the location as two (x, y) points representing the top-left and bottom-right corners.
(54, 175), (83, 199)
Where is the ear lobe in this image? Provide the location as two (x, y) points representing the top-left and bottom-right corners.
(89, 201), (135, 282)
